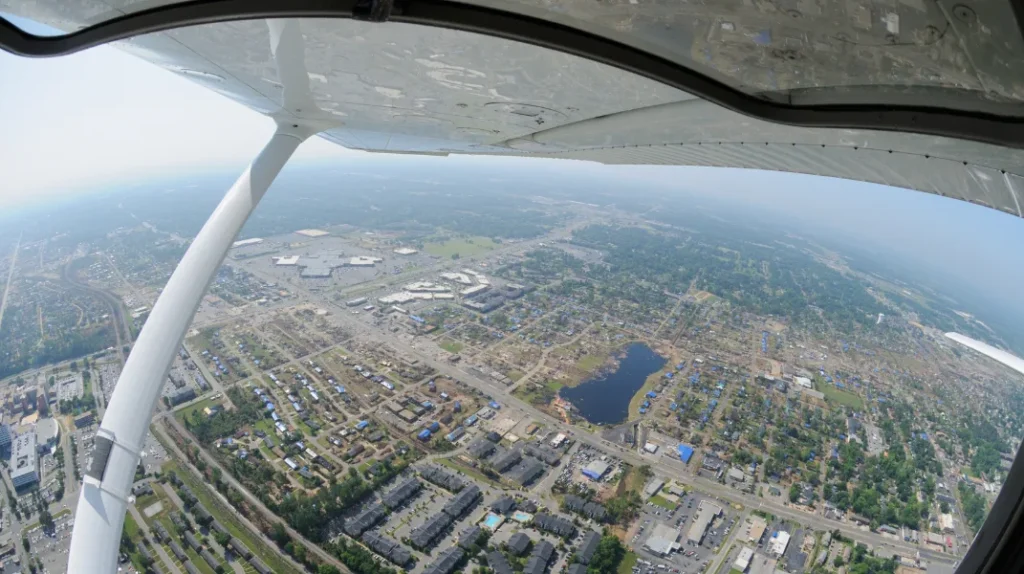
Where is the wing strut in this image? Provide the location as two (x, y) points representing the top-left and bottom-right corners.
(67, 122), (311, 572)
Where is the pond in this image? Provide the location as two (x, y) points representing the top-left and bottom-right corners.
(558, 342), (666, 425)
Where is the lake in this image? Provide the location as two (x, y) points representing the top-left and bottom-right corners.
(558, 342), (666, 425)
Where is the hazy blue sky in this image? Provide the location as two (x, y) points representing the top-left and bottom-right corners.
(0, 14), (347, 207)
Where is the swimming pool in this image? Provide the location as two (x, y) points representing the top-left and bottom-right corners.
(511, 510), (533, 523)
(482, 512), (505, 530)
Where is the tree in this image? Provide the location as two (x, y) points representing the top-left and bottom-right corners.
(451, 253), (460, 260)
(789, 484), (801, 503)
(319, 566), (342, 574)
(22, 536), (30, 552)
(834, 556), (845, 567)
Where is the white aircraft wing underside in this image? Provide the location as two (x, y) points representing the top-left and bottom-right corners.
(4, 5), (1024, 217)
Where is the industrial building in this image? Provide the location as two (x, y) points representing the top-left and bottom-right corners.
(10, 432), (38, 490)
(274, 255), (300, 265)
(686, 500), (722, 545)
(231, 237), (264, 248)
(645, 523), (681, 555)
(582, 460), (610, 480)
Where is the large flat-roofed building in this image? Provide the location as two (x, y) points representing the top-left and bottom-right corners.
(686, 500), (722, 545)
(644, 523), (681, 556)
(10, 432), (38, 490)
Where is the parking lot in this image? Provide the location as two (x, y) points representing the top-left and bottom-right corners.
(630, 492), (737, 574)
(25, 512), (74, 574)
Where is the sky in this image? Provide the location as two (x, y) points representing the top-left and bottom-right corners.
(0, 14), (348, 207)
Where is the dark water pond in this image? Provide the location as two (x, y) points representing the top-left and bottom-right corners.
(558, 342), (665, 425)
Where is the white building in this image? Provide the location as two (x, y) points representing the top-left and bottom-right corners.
(768, 531), (790, 557)
(643, 442), (659, 454)
(644, 524), (680, 556)
(393, 247), (418, 255)
(550, 433), (567, 447)
(349, 256), (382, 266)
(440, 272), (473, 285)
(733, 547), (754, 571)
(939, 513), (955, 533)
(795, 376), (812, 388)
(231, 237), (264, 248)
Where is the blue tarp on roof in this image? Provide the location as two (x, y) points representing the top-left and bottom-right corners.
(356, 420), (370, 430)
(677, 444), (695, 463)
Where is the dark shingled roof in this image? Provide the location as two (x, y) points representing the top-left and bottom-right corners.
(200, 549), (219, 569)
(523, 443), (562, 466)
(422, 546), (464, 574)
(410, 512), (454, 549)
(169, 541), (187, 561)
(488, 551), (515, 574)
(468, 437), (496, 459)
(534, 513), (576, 538)
(457, 525), (484, 549)
(419, 464), (465, 492)
(229, 537), (252, 559)
(250, 558), (272, 574)
(361, 530), (413, 566)
(525, 539), (555, 574)
(382, 477), (422, 510)
(183, 561), (201, 574)
(183, 531), (201, 550)
(563, 495), (608, 521)
(507, 532), (532, 556)
(490, 449), (522, 472)
(507, 457), (545, 486)
(345, 503), (386, 537)
(443, 484), (481, 518)
(577, 530), (601, 564)
(492, 496), (517, 514)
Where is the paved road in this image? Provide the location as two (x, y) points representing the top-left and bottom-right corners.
(0, 233), (20, 333)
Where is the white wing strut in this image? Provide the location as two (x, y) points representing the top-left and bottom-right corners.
(68, 122), (310, 572)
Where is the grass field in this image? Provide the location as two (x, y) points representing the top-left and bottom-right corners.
(815, 382), (865, 410)
(575, 355), (605, 373)
(423, 236), (497, 258)
(618, 551), (639, 574)
(439, 340), (463, 354)
(123, 511), (140, 539)
(649, 495), (678, 510)
(437, 457), (502, 488)
(173, 397), (223, 425)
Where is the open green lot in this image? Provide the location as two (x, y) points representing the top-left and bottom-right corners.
(173, 397), (223, 425)
(618, 551), (639, 574)
(424, 236), (497, 258)
(649, 495), (678, 510)
(815, 381), (865, 410)
(439, 339), (463, 354)
(575, 355), (604, 373)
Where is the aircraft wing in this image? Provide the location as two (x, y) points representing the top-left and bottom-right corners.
(2, 6), (1023, 218)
